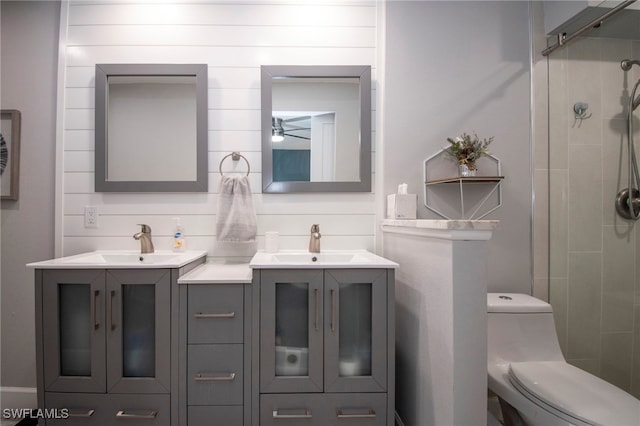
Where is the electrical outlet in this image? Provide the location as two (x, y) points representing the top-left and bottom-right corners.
(84, 205), (98, 228)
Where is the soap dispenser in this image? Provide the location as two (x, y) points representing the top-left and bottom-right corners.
(172, 217), (186, 252)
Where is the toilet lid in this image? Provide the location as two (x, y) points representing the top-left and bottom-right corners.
(508, 361), (640, 426)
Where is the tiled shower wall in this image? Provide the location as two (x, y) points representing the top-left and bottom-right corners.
(548, 37), (640, 396)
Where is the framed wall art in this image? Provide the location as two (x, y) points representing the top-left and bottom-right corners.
(1, 109), (21, 201)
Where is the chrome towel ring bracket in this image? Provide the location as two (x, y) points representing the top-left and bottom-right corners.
(219, 151), (250, 177)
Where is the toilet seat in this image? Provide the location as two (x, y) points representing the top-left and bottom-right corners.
(508, 361), (640, 426)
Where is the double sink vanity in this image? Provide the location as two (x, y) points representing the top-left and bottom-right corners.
(28, 249), (397, 426)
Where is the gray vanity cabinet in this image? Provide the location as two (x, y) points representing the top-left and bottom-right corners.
(35, 265), (201, 426)
(255, 268), (395, 426)
(179, 283), (252, 426)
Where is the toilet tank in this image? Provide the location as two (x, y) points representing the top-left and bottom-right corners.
(487, 293), (565, 364)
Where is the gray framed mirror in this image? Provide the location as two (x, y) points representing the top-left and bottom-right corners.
(95, 63), (208, 192)
(261, 65), (371, 193)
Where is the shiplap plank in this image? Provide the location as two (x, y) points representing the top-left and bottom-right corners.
(68, 25), (375, 48)
(209, 109), (261, 131)
(65, 46), (375, 67)
(65, 130), (94, 150)
(64, 192), (375, 215)
(68, 2), (376, 27)
(209, 88), (260, 110)
(211, 131), (261, 152)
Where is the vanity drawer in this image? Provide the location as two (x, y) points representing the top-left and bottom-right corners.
(261, 393), (387, 426)
(188, 285), (244, 344)
(187, 344), (244, 405)
(188, 405), (243, 426)
(44, 392), (170, 426)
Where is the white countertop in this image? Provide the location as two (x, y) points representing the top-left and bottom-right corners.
(178, 262), (253, 284)
(26, 250), (207, 269)
(381, 219), (499, 230)
(381, 219), (499, 241)
(249, 250), (398, 269)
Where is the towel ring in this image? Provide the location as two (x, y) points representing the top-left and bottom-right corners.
(219, 152), (250, 177)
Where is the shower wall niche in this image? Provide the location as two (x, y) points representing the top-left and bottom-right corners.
(548, 36), (640, 397)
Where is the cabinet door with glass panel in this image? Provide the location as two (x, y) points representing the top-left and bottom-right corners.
(42, 269), (170, 394)
(259, 269), (388, 394)
(42, 270), (107, 393)
(260, 269), (324, 393)
(324, 269), (387, 393)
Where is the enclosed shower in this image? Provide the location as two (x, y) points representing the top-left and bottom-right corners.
(547, 2), (640, 397)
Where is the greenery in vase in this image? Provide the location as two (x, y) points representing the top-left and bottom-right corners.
(446, 132), (494, 170)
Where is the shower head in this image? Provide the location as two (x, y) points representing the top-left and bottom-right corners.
(621, 59), (640, 71)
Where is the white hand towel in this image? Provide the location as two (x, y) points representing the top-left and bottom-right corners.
(216, 175), (257, 242)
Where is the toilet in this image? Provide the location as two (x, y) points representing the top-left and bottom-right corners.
(487, 293), (640, 426)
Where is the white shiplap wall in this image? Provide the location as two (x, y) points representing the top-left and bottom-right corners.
(59, 1), (378, 260)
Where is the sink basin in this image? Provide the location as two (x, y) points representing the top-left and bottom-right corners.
(272, 253), (365, 264)
(250, 250), (398, 269)
(27, 250), (207, 269)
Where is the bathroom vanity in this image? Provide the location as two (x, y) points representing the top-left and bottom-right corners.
(29, 249), (396, 425)
(250, 250), (398, 426)
(28, 250), (206, 426)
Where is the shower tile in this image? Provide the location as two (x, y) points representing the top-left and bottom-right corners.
(568, 145), (603, 252)
(567, 252), (602, 360)
(549, 55), (569, 170)
(602, 226), (635, 332)
(549, 170), (568, 277)
(550, 277), (568, 354)
(534, 169), (549, 279)
(631, 308), (640, 398)
(568, 38), (602, 146)
(600, 332), (633, 392)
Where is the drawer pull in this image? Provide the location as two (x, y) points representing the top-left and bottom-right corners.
(115, 410), (157, 419)
(194, 372), (236, 381)
(272, 409), (312, 419)
(336, 408), (377, 419)
(194, 312), (235, 319)
(68, 409), (95, 417)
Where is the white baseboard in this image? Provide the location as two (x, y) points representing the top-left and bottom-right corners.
(0, 386), (37, 409)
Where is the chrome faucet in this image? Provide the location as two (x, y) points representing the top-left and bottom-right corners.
(133, 224), (155, 254)
(309, 224), (321, 253)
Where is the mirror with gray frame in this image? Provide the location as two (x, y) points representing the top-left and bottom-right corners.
(261, 65), (371, 193)
(95, 63), (208, 192)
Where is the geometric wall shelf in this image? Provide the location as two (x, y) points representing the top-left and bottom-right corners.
(423, 148), (504, 220)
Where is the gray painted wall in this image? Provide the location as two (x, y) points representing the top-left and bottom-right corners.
(382, 1), (534, 294)
(1, 1), (59, 390)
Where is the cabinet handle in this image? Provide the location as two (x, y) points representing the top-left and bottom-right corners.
(109, 290), (116, 331)
(92, 290), (100, 330)
(115, 410), (157, 419)
(272, 409), (312, 419)
(68, 409), (95, 417)
(330, 288), (336, 332)
(314, 288), (319, 331)
(194, 312), (235, 319)
(336, 408), (377, 419)
(193, 372), (236, 381)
